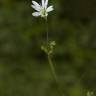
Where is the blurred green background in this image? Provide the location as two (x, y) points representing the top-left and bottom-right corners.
(0, 0), (96, 96)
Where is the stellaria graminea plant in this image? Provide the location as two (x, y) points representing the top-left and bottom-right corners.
(31, 0), (56, 81)
(31, 0), (64, 96)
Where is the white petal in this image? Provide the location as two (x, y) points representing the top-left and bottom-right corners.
(31, 5), (40, 11)
(32, 1), (40, 7)
(46, 6), (54, 12)
(45, 0), (48, 8)
(45, 13), (48, 16)
(32, 12), (40, 17)
(42, 0), (45, 7)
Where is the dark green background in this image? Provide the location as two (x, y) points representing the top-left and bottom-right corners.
(0, 0), (96, 96)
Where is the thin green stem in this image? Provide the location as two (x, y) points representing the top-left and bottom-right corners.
(45, 17), (49, 45)
(48, 54), (58, 83)
(45, 16), (58, 83)
(47, 54), (64, 96)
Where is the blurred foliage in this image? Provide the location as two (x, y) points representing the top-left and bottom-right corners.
(0, 0), (96, 96)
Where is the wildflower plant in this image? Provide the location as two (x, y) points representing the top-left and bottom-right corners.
(31, 0), (57, 81)
(31, 0), (64, 96)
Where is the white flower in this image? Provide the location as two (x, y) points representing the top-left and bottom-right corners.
(31, 0), (54, 18)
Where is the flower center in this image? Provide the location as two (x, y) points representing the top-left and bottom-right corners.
(40, 8), (46, 17)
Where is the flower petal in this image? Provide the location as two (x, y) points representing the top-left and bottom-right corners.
(42, 0), (45, 8)
(45, 13), (48, 16)
(47, 6), (54, 12)
(32, 1), (40, 7)
(31, 5), (40, 11)
(45, 0), (48, 8)
(32, 12), (40, 17)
